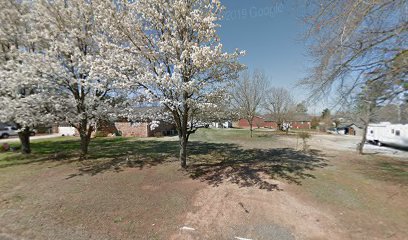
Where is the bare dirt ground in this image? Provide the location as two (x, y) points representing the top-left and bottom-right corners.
(171, 181), (342, 240)
(0, 129), (407, 240)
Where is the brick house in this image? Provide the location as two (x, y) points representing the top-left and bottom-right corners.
(55, 119), (177, 138)
(237, 116), (278, 129)
(238, 116), (266, 128)
(114, 121), (177, 137)
(264, 121), (278, 128)
(98, 107), (177, 137)
(237, 114), (311, 130)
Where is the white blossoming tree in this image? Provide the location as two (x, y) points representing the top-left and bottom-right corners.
(29, 0), (121, 157)
(0, 0), (55, 154)
(96, 0), (244, 167)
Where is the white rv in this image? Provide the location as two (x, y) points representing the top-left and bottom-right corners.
(366, 122), (408, 148)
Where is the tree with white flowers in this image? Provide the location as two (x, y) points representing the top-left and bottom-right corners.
(95, 0), (244, 167)
(29, 0), (121, 157)
(0, 0), (56, 154)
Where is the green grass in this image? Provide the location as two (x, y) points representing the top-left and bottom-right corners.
(191, 128), (277, 143)
(2, 129), (406, 188)
(0, 130), (329, 190)
(305, 170), (365, 209)
(0, 137), (180, 169)
(364, 159), (408, 184)
(0, 128), (281, 167)
(378, 162), (408, 178)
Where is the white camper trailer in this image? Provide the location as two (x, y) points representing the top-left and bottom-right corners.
(366, 122), (408, 148)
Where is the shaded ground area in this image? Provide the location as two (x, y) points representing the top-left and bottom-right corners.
(1, 136), (326, 191)
(0, 128), (407, 239)
(187, 144), (327, 191)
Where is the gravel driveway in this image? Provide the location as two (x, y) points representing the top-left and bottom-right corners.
(308, 134), (408, 159)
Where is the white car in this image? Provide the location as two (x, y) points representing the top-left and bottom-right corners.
(0, 126), (18, 139)
(0, 126), (37, 139)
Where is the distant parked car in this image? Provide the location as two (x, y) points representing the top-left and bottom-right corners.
(188, 122), (210, 129)
(0, 126), (18, 139)
(0, 126), (37, 138)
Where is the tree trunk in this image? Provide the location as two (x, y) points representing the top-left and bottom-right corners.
(248, 120), (253, 138)
(18, 127), (31, 154)
(79, 126), (93, 159)
(76, 114), (94, 159)
(178, 88), (191, 168)
(358, 121), (369, 154)
(179, 134), (187, 168)
(79, 133), (90, 158)
(358, 102), (375, 154)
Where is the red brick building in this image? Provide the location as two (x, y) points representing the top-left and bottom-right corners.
(237, 116), (278, 129)
(237, 114), (311, 130)
(238, 116), (266, 128)
(98, 107), (177, 137)
(264, 121), (278, 128)
(114, 121), (176, 137)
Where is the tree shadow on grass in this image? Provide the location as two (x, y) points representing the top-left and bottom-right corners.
(64, 139), (180, 178)
(186, 142), (328, 191)
(66, 140), (327, 191)
(0, 137), (179, 169)
(1, 137), (328, 190)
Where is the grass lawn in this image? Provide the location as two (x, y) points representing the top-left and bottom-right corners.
(0, 128), (407, 239)
(1, 136), (177, 165)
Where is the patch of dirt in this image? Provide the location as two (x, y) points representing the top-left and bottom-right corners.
(171, 181), (345, 240)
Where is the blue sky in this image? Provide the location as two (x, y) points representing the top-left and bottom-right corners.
(217, 0), (327, 115)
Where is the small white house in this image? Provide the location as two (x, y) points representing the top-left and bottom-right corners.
(58, 126), (76, 136)
(211, 121), (232, 129)
(366, 122), (408, 148)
